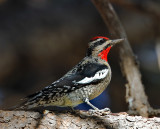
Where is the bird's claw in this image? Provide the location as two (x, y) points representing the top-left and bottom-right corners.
(88, 108), (111, 116)
(101, 107), (111, 112)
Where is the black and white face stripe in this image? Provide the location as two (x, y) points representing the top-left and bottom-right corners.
(87, 38), (107, 56)
(89, 38), (106, 48)
(76, 69), (108, 84)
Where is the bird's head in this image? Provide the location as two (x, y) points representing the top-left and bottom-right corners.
(87, 36), (123, 62)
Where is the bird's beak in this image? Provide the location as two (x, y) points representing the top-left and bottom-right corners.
(110, 38), (124, 46)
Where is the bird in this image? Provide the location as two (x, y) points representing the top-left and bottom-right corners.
(16, 36), (123, 111)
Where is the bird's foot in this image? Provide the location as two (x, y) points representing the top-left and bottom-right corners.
(88, 108), (111, 116)
(100, 107), (111, 112)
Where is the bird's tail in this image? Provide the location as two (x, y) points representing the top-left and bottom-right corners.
(8, 92), (42, 110)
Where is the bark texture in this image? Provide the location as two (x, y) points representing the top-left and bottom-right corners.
(1, 110), (160, 129)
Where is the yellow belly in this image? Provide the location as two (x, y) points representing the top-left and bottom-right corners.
(63, 77), (110, 107)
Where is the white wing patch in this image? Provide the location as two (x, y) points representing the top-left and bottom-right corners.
(76, 69), (108, 84)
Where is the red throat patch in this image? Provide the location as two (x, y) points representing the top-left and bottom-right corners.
(98, 46), (111, 62)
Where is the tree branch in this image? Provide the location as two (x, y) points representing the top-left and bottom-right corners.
(91, 0), (160, 117)
(1, 110), (160, 128)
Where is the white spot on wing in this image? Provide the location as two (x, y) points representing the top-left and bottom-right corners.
(77, 69), (108, 84)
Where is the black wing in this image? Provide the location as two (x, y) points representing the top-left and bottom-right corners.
(15, 63), (109, 109)
(42, 63), (109, 93)
(27, 63), (109, 99)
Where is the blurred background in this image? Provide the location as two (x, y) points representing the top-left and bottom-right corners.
(0, 0), (160, 112)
